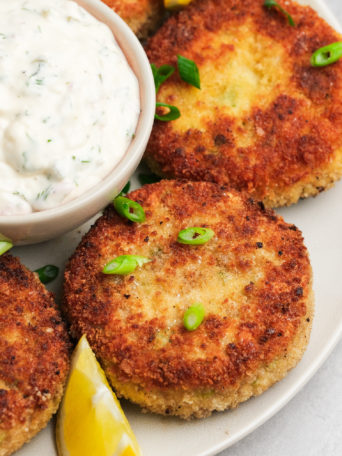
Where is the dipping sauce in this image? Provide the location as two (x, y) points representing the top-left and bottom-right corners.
(0, 0), (140, 215)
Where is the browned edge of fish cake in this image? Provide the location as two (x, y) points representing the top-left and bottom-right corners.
(145, 0), (342, 207)
(63, 180), (313, 418)
(103, 0), (164, 39)
(0, 255), (70, 456)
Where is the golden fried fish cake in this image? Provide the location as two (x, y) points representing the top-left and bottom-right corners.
(145, 0), (342, 207)
(102, 0), (164, 39)
(63, 180), (313, 419)
(0, 255), (70, 456)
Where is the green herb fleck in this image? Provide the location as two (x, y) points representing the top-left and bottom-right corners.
(36, 186), (52, 201)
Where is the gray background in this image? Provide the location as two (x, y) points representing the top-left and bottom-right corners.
(220, 1), (342, 455)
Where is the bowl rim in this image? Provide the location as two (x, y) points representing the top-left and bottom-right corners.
(0, 0), (155, 227)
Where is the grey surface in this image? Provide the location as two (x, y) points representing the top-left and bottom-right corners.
(220, 1), (342, 455)
(329, 0), (342, 18)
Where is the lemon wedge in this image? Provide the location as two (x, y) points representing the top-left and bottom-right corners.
(56, 335), (142, 456)
(164, 0), (192, 10)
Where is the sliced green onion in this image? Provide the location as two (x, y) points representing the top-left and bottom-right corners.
(177, 227), (214, 245)
(0, 241), (13, 256)
(119, 181), (131, 196)
(177, 55), (201, 89)
(264, 0), (295, 27)
(35, 265), (59, 284)
(138, 173), (161, 186)
(151, 63), (175, 93)
(114, 196), (146, 223)
(311, 42), (342, 67)
(103, 255), (151, 275)
(151, 62), (181, 122)
(183, 303), (205, 331)
(155, 102), (181, 122)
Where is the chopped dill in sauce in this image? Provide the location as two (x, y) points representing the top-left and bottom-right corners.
(0, 0), (140, 216)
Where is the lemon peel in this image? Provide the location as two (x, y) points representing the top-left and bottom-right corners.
(164, 0), (192, 11)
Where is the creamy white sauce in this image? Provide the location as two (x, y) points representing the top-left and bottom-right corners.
(0, 0), (140, 215)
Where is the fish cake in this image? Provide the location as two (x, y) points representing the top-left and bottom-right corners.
(145, 0), (342, 207)
(0, 255), (70, 456)
(102, 0), (164, 39)
(63, 180), (313, 419)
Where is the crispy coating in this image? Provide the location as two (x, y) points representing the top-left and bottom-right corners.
(145, 0), (342, 207)
(101, 0), (164, 39)
(63, 180), (313, 419)
(0, 255), (70, 456)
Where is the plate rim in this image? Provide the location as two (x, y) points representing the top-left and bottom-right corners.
(202, 2), (342, 453)
(202, 322), (342, 456)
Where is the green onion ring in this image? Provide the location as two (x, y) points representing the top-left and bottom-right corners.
(35, 265), (59, 284)
(0, 241), (13, 256)
(183, 303), (205, 331)
(103, 255), (151, 275)
(151, 63), (175, 93)
(113, 196), (146, 223)
(155, 102), (181, 122)
(311, 42), (342, 67)
(264, 0), (295, 27)
(177, 227), (214, 245)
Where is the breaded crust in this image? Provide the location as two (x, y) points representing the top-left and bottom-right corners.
(102, 0), (164, 39)
(0, 255), (70, 456)
(63, 180), (313, 419)
(145, 0), (342, 207)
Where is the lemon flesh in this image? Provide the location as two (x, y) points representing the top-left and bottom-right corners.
(164, 0), (192, 10)
(56, 335), (142, 456)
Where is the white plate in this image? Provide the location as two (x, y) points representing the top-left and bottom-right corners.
(12, 1), (342, 455)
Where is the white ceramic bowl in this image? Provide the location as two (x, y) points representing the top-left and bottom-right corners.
(0, 0), (155, 245)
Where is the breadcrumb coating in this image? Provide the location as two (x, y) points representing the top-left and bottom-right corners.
(0, 255), (70, 456)
(102, 0), (164, 39)
(63, 180), (313, 418)
(145, 0), (342, 207)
